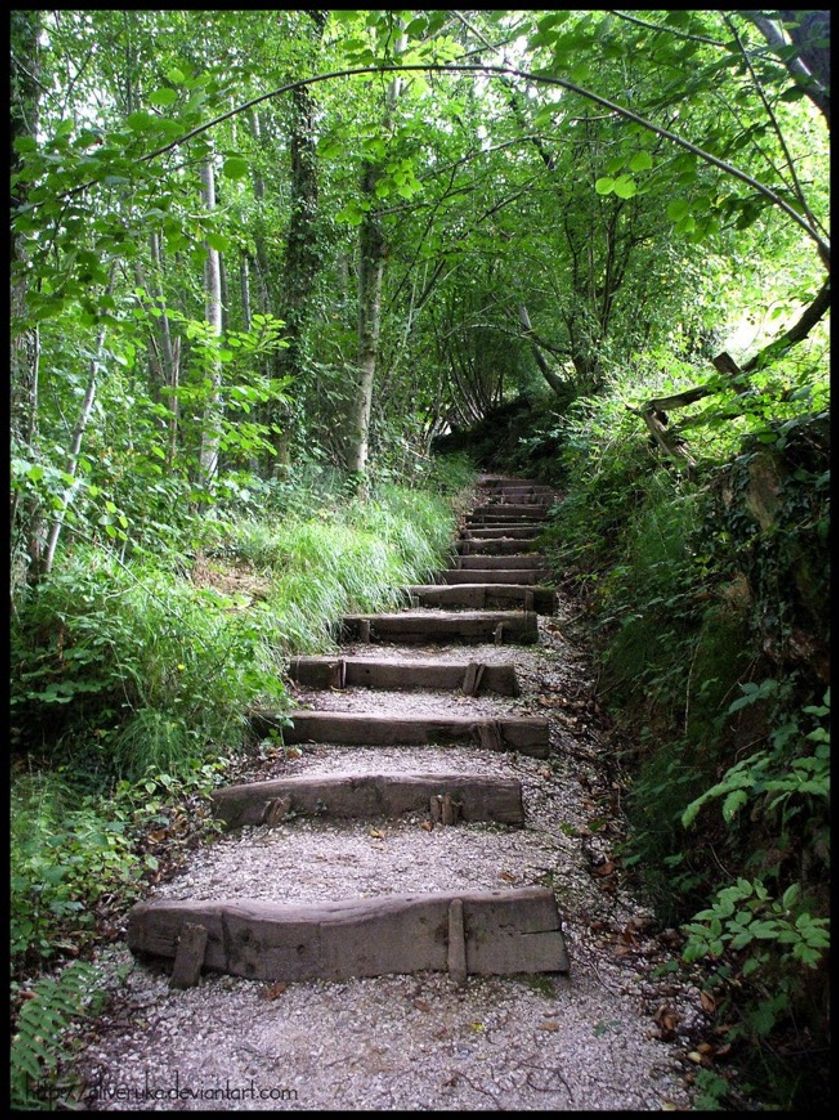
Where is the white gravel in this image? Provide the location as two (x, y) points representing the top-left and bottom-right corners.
(72, 587), (697, 1110)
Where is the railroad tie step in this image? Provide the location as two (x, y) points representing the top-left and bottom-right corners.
(455, 538), (538, 555)
(458, 554), (545, 570)
(461, 526), (541, 539)
(439, 568), (548, 586)
(288, 655), (519, 695)
(211, 772), (525, 829)
(340, 609), (539, 644)
(252, 710), (550, 758)
(127, 887), (570, 985)
(406, 583), (556, 614)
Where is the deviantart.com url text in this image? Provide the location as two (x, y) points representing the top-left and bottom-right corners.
(83, 1071), (299, 1104)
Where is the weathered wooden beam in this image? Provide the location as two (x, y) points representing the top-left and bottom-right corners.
(288, 655), (518, 695)
(470, 504), (549, 518)
(127, 887), (570, 982)
(340, 609), (539, 644)
(253, 710), (549, 757)
(439, 567), (548, 585)
(461, 526), (542, 539)
(455, 538), (538, 554)
(213, 772), (524, 828)
(458, 554), (545, 569)
(169, 922), (208, 990)
(407, 583), (557, 614)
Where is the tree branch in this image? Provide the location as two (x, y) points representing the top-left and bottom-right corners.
(18, 61), (828, 260)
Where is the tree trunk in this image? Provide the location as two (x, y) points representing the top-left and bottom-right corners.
(344, 39), (406, 476)
(517, 304), (566, 397)
(198, 154), (224, 486)
(10, 10), (44, 581)
(346, 161), (386, 475)
(43, 269), (117, 575)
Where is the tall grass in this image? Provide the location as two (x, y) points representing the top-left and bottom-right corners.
(11, 460), (472, 976)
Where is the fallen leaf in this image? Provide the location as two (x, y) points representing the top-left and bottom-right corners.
(540, 768), (552, 780)
(413, 999), (431, 1012)
(261, 981), (288, 1001)
(700, 990), (716, 1014)
(654, 1004), (680, 1039)
(498, 870), (516, 882)
(593, 860), (615, 877)
(715, 1043), (732, 1059)
(539, 1020), (559, 1032)
(661, 1102), (678, 1112)
(469, 1021), (485, 1032)
(697, 1042), (714, 1055)
(420, 820), (434, 832)
(687, 1051), (703, 1064)
(369, 828), (384, 839)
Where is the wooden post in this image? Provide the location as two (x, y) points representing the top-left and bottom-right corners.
(263, 796), (292, 826)
(359, 619), (371, 643)
(447, 899), (467, 987)
(169, 923), (208, 990)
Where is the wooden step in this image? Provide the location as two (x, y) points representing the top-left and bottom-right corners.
(439, 568), (549, 585)
(127, 886), (569, 984)
(340, 609), (538, 644)
(289, 655), (519, 695)
(457, 554), (544, 569)
(478, 475), (539, 486)
(212, 772), (524, 829)
(484, 486), (553, 497)
(407, 583), (556, 614)
(465, 519), (546, 530)
(456, 538), (538, 554)
(256, 711), (550, 757)
(468, 508), (546, 519)
(461, 526), (541, 539)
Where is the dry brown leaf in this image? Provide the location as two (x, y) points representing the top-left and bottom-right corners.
(715, 1043), (732, 1059)
(420, 819), (434, 832)
(654, 1004), (680, 1039)
(412, 999), (431, 1012)
(697, 1042), (714, 1055)
(593, 860), (615, 877)
(369, 828), (384, 839)
(538, 1020), (559, 1032)
(498, 870), (516, 882)
(540, 768), (552, 780)
(261, 981), (288, 1001)
(700, 990), (716, 1014)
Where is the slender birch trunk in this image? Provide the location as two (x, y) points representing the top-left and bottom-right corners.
(198, 154), (224, 487)
(43, 268), (117, 575)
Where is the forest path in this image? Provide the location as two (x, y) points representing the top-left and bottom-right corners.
(75, 477), (696, 1111)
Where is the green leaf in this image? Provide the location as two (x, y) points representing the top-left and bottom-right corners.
(148, 88), (178, 108)
(222, 156), (248, 180)
(667, 198), (690, 221)
(722, 788), (748, 822)
(206, 231), (230, 252)
(628, 150), (653, 172)
(595, 177), (615, 195)
(613, 175), (637, 199)
(166, 67), (186, 85)
(125, 111), (154, 131)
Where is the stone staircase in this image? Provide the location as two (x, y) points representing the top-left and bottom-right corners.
(127, 475), (570, 988)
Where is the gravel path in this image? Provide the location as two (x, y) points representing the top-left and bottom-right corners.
(72, 489), (699, 1111)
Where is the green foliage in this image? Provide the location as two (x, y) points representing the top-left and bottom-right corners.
(11, 960), (108, 1110)
(10, 474), (461, 972)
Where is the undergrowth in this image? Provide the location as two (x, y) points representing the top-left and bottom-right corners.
(10, 454), (474, 1105)
(530, 382), (830, 1109)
